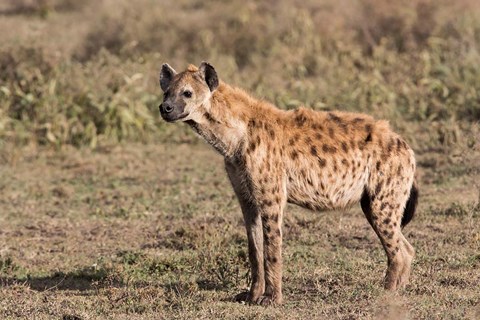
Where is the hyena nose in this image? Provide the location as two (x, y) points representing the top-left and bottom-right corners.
(160, 103), (174, 114)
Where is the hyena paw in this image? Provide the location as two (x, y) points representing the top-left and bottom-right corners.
(255, 295), (283, 306)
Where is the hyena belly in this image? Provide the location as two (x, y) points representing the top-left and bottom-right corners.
(285, 146), (370, 210)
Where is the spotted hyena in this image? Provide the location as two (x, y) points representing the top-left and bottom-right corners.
(158, 62), (418, 305)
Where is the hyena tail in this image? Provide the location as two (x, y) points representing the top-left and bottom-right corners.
(401, 180), (418, 228)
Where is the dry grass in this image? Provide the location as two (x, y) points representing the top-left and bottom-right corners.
(0, 144), (479, 319)
(0, 0), (480, 318)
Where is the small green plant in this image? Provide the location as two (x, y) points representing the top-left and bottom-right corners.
(0, 257), (18, 275)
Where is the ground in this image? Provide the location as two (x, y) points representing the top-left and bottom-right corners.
(0, 141), (478, 319)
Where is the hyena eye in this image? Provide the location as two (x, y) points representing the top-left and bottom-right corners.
(183, 90), (192, 98)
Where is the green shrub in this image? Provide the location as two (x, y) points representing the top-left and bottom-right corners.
(0, 0), (479, 151)
(0, 48), (160, 147)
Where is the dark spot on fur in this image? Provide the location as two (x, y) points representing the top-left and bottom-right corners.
(328, 112), (348, 133)
(386, 177), (392, 186)
(249, 139), (257, 153)
(375, 182), (383, 195)
(358, 140), (366, 150)
(289, 138), (295, 146)
(376, 161), (381, 171)
(268, 256), (278, 263)
(315, 132), (322, 140)
(383, 218), (391, 225)
(328, 127), (335, 138)
(310, 146), (317, 156)
(365, 132), (372, 142)
(322, 144), (337, 153)
(341, 142), (348, 153)
(352, 117), (365, 124)
(396, 138), (403, 151)
(294, 113), (307, 126)
(318, 157), (327, 167)
(387, 138), (395, 154)
(269, 129), (275, 139)
(328, 112), (342, 123)
(341, 159), (348, 166)
(205, 112), (220, 124)
(264, 223), (271, 233)
(291, 150), (298, 160)
(365, 124), (372, 137)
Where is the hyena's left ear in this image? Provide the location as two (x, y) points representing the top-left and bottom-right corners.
(199, 62), (218, 92)
(159, 63), (177, 92)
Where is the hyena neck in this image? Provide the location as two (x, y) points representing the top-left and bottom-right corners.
(186, 83), (254, 158)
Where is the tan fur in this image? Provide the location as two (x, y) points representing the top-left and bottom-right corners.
(159, 63), (417, 305)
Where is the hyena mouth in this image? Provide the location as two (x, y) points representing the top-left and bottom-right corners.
(161, 112), (189, 123)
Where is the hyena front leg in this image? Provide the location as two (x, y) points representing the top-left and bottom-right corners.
(256, 174), (286, 306)
(225, 161), (265, 303)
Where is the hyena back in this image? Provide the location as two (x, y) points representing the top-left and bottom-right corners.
(158, 62), (418, 305)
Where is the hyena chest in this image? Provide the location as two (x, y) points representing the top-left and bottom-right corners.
(285, 152), (370, 210)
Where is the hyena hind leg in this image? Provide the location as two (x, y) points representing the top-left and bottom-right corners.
(361, 192), (415, 290)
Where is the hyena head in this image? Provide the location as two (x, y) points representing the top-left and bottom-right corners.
(158, 62), (219, 122)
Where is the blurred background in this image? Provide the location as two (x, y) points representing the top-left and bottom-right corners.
(0, 0), (479, 153)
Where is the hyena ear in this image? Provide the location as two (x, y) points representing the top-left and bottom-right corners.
(159, 63), (177, 92)
(199, 61), (219, 92)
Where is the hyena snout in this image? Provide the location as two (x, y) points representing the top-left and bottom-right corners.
(159, 102), (173, 113)
(159, 100), (186, 122)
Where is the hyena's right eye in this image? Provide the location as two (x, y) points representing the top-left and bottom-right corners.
(183, 90), (192, 98)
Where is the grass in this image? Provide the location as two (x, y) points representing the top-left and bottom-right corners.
(0, 144), (479, 319)
(0, 0), (480, 318)
(0, 0), (479, 152)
